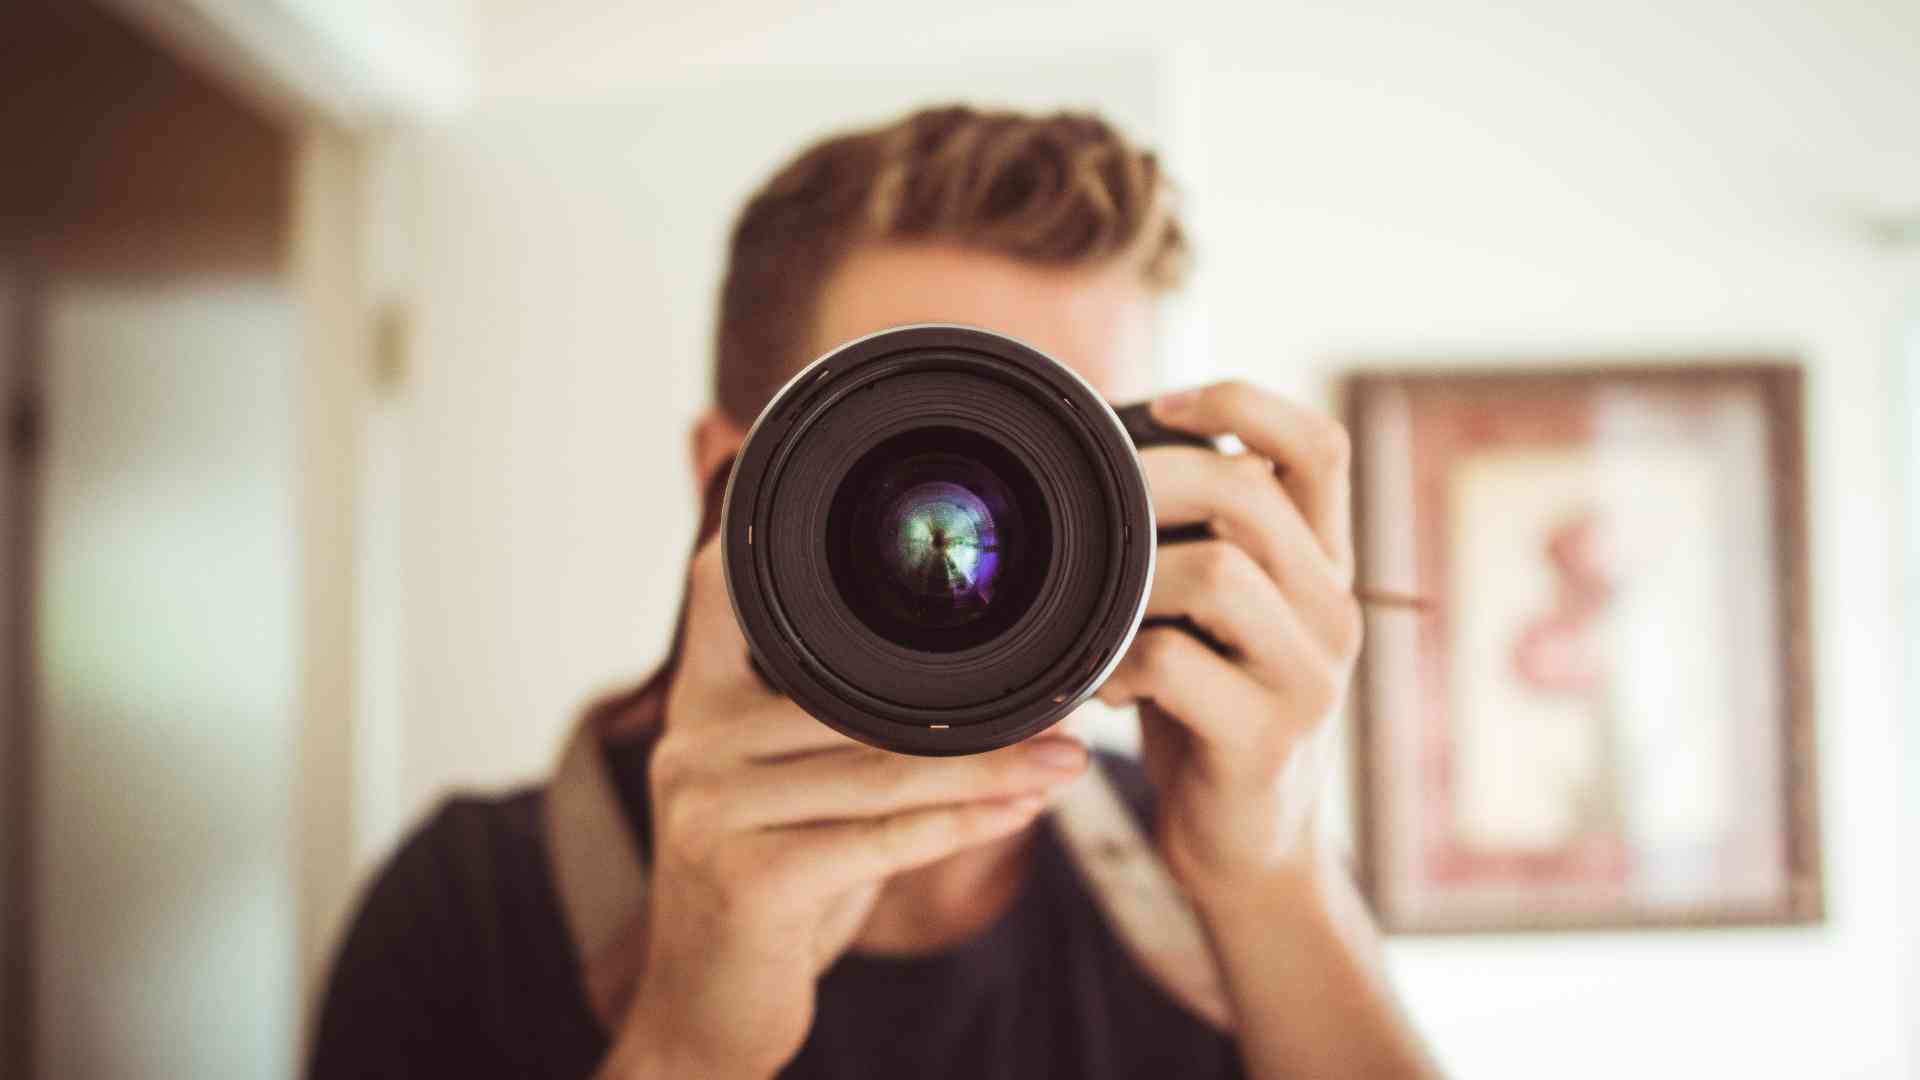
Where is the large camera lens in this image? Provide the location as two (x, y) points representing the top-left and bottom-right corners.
(722, 325), (1155, 756)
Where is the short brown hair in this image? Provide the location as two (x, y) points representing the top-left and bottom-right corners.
(712, 104), (1191, 426)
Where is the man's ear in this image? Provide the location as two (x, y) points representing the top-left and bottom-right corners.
(690, 409), (748, 492)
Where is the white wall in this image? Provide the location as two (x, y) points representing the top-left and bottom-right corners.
(1901, 278), (1920, 1080)
(1169, 13), (1912, 1078)
(371, 3), (1919, 1076)
(35, 282), (299, 1079)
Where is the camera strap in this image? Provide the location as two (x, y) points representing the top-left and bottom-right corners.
(543, 715), (1236, 1035)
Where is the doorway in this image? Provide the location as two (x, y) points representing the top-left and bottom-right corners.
(1, 2), (298, 1076)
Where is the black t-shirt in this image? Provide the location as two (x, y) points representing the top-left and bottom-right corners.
(308, 736), (1246, 1079)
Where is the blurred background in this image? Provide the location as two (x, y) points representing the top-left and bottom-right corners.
(1, 0), (1915, 1076)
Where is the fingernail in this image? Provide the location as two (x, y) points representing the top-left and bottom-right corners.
(1027, 737), (1089, 771)
(1151, 389), (1196, 419)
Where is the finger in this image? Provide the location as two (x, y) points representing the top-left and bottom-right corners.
(695, 693), (864, 763)
(1146, 540), (1330, 690)
(1141, 447), (1361, 646)
(1099, 627), (1335, 772)
(723, 734), (1088, 829)
(780, 793), (1053, 893)
(677, 537), (760, 692)
(1151, 381), (1354, 576)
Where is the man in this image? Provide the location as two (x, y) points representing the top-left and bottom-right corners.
(311, 104), (1438, 1079)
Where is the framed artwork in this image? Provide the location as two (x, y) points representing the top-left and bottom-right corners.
(1345, 363), (1821, 932)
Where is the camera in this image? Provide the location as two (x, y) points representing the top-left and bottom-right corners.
(721, 324), (1206, 756)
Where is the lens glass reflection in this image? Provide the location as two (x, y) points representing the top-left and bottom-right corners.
(826, 427), (1048, 652)
(882, 480), (1002, 614)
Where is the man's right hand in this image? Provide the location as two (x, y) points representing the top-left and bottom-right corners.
(599, 538), (1091, 1079)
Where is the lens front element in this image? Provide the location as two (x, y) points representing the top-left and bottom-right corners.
(887, 480), (997, 607)
(827, 427), (1049, 653)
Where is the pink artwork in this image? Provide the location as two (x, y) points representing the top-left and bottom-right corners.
(1346, 365), (1820, 932)
(1510, 510), (1614, 695)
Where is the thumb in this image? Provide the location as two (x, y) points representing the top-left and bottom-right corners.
(677, 536), (756, 690)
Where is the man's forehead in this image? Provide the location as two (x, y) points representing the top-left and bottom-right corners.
(807, 242), (1158, 401)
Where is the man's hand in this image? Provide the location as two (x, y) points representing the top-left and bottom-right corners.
(600, 539), (1090, 1080)
(1097, 381), (1437, 1079)
(1098, 380), (1362, 898)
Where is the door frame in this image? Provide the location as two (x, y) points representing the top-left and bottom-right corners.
(1, 263), (44, 1080)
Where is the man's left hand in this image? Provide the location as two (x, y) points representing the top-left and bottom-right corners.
(1097, 380), (1362, 900)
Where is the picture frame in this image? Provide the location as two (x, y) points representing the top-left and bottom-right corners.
(1344, 362), (1821, 932)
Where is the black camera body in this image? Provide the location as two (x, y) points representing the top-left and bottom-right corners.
(721, 324), (1206, 756)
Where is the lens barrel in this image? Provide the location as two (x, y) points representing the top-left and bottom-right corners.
(721, 324), (1158, 756)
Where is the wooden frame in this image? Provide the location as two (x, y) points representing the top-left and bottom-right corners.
(1344, 362), (1821, 933)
